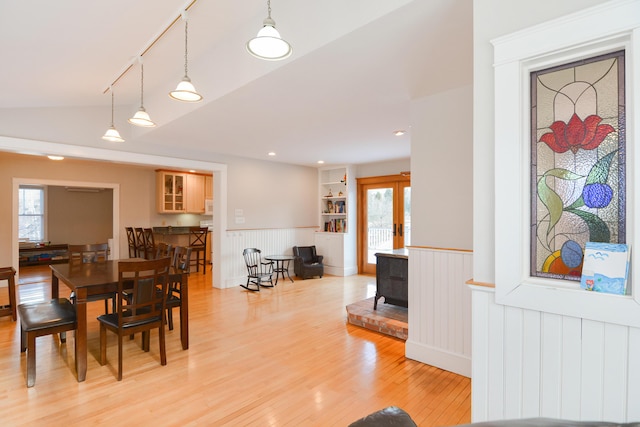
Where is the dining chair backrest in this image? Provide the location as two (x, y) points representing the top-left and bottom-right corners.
(134, 227), (145, 256)
(142, 228), (156, 259)
(117, 258), (170, 327)
(173, 246), (193, 273)
(155, 242), (173, 260)
(68, 243), (108, 264)
(125, 227), (137, 258)
(188, 227), (207, 248)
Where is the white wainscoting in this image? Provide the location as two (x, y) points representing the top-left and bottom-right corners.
(222, 228), (317, 288)
(471, 285), (640, 423)
(405, 247), (473, 377)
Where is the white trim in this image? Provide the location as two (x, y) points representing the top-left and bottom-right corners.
(492, 0), (640, 327)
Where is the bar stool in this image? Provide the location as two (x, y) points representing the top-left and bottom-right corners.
(0, 267), (17, 321)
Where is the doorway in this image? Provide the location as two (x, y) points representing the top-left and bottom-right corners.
(357, 174), (411, 274)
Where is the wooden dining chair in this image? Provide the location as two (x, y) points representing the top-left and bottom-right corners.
(125, 227), (137, 258)
(18, 298), (77, 387)
(188, 227), (208, 274)
(97, 257), (171, 381)
(68, 243), (114, 313)
(134, 227), (146, 259)
(142, 228), (156, 259)
(166, 246), (192, 331)
(155, 242), (173, 260)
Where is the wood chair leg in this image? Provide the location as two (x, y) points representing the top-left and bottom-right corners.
(167, 308), (174, 331)
(117, 335), (123, 381)
(26, 333), (36, 387)
(100, 324), (107, 366)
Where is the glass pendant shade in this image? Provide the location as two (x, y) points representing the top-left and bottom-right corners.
(170, 77), (202, 102)
(128, 107), (156, 127)
(169, 16), (203, 103)
(102, 125), (124, 142)
(102, 88), (125, 142)
(247, 18), (292, 60)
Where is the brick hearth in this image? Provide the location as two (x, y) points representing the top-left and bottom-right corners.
(346, 297), (408, 340)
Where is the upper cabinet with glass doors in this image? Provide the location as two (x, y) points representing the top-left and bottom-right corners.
(157, 171), (186, 213)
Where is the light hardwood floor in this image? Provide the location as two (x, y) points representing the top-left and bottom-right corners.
(0, 265), (471, 426)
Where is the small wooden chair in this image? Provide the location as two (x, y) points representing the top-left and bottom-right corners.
(241, 248), (274, 292)
(125, 227), (137, 258)
(18, 298), (77, 387)
(68, 243), (114, 313)
(188, 227), (208, 274)
(134, 227), (146, 259)
(97, 257), (171, 381)
(166, 246), (192, 331)
(155, 242), (173, 260)
(143, 228), (156, 259)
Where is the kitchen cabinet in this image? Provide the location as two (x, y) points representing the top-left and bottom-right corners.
(205, 175), (213, 199)
(157, 171), (211, 214)
(186, 174), (205, 214)
(157, 171), (186, 213)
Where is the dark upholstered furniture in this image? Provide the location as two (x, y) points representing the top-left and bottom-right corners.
(292, 246), (324, 279)
(348, 409), (640, 427)
(18, 298), (77, 387)
(348, 406), (417, 427)
(456, 419), (640, 426)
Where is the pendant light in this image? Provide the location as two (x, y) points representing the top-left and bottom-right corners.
(169, 11), (202, 102)
(102, 86), (125, 142)
(246, 0), (292, 61)
(128, 57), (156, 127)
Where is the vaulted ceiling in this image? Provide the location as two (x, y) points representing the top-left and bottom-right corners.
(0, 0), (472, 167)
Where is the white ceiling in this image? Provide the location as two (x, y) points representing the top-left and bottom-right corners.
(0, 0), (472, 168)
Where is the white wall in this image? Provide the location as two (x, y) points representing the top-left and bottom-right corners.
(411, 85), (473, 250)
(355, 158), (410, 178)
(472, 0), (639, 423)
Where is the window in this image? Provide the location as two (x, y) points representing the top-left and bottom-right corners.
(19, 186), (45, 242)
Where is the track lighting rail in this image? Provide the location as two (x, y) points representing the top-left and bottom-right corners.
(102, 0), (198, 94)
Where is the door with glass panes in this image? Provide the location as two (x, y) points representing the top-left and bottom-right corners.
(357, 174), (410, 275)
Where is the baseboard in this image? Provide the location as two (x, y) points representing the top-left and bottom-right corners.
(324, 265), (357, 276)
(405, 340), (471, 378)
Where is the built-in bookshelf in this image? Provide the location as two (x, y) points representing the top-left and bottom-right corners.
(320, 167), (348, 233)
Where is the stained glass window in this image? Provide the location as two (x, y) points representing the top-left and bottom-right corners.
(530, 50), (625, 281)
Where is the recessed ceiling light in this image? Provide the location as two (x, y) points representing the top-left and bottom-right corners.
(47, 155), (64, 161)
(317, 160), (324, 164)
(393, 130), (406, 136)
(268, 152), (276, 156)
(189, 169), (196, 173)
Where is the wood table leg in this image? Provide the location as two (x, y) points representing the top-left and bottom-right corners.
(74, 288), (88, 382)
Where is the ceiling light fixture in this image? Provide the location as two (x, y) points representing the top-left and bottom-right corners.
(268, 152), (276, 156)
(47, 155), (64, 161)
(246, 0), (292, 61)
(102, 86), (125, 142)
(169, 11), (203, 102)
(128, 57), (156, 127)
(394, 130), (406, 136)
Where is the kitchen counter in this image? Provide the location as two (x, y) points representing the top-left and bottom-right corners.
(152, 226), (194, 235)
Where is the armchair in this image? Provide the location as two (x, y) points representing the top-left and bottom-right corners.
(292, 246), (324, 279)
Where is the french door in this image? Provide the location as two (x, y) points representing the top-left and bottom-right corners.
(357, 174), (411, 274)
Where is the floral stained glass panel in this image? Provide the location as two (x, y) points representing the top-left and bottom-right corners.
(530, 50), (625, 281)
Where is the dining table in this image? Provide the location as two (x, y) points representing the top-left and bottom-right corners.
(50, 258), (189, 382)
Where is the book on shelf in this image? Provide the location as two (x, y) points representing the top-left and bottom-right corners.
(580, 242), (630, 295)
(324, 218), (347, 233)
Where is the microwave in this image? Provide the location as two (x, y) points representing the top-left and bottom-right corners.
(205, 199), (213, 215)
